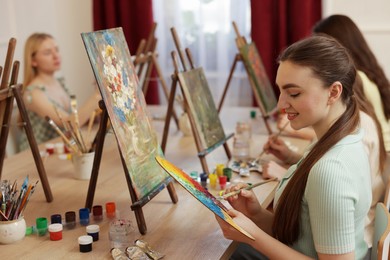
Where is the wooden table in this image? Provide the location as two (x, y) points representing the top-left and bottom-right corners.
(0, 106), (308, 259)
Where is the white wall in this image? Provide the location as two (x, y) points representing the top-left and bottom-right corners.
(323, 0), (390, 79)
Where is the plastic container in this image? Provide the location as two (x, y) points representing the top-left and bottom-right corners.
(51, 214), (62, 224)
(36, 217), (48, 236)
(233, 122), (251, 161)
(65, 211), (76, 229)
(79, 208), (90, 226)
(109, 219), (134, 251)
(48, 223), (63, 241)
(78, 235), (93, 253)
(92, 205), (103, 222)
(86, 224), (100, 241)
(106, 202), (116, 219)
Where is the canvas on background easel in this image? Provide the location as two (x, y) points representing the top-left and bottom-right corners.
(133, 22), (179, 128)
(161, 27), (233, 175)
(81, 27), (178, 235)
(0, 38), (53, 202)
(218, 21), (278, 135)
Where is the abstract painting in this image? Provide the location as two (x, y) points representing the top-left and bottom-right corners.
(178, 68), (226, 149)
(155, 156), (254, 240)
(240, 43), (278, 114)
(81, 28), (170, 200)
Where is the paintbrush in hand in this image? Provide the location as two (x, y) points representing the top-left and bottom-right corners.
(252, 121), (290, 165)
(216, 177), (278, 200)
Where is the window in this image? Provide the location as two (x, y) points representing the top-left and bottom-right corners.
(153, 0), (252, 106)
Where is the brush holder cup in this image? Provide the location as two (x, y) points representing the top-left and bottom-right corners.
(0, 217), (26, 244)
(72, 152), (95, 180)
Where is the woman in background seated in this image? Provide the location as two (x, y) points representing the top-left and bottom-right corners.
(19, 33), (100, 151)
(313, 14), (390, 153)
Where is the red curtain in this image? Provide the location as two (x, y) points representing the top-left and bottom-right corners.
(251, 0), (322, 97)
(92, 0), (159, 104)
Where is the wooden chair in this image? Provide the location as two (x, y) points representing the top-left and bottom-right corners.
(371, 202), (390, 260)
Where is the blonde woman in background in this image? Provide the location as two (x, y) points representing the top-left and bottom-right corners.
(19, 33), (100, 151)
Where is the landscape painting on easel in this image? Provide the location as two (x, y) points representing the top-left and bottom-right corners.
(239, 43), (277, 114)
(178, 68), (226, 149)
(81, 27), (170, 200)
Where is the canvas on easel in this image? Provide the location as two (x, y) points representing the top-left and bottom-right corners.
(161, 27), (233, 175)
(0, 38), (52, 202)
(81, 27), (177, 234)
(218, 21), (278, 134)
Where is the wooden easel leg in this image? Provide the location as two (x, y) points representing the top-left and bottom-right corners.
(118, 148), (148, 234)
(0, 95), (14, 179)
(263, 115), (273, 135)
(85, 102), (108, 209)
(218, 54), (241, 113)
(223, 142), (232, 160)
(12, 85), (53, 202)
(161, 75), (178, 153)
(167, 182), (178, 203)
(133, 206), (147, 235)
(151, 54), (179, 128)
(199, 155), (210, 175)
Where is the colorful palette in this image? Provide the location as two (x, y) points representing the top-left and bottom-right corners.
(155, 156), (254, 240)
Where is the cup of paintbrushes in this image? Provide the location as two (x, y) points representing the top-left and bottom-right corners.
(0, 216), (26, 244)
(72, 151), (95, 180)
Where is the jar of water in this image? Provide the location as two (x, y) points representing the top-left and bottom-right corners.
(233, 122), (251, 161)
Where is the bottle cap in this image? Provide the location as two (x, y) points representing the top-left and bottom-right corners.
(250, 110), (256, 118)
(86, 224), (100, 233)
(48, 223), (63, 232)
(36, 217), (48, 229)
(78, 235), (93, 245)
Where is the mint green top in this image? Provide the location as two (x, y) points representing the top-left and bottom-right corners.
(274, 129), (371, 259)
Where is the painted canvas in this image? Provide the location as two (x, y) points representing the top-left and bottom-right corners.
(178, 68), (226, 149)
(81, 28), (170, 200)
(239, 43), (278, 114)
(155, 156), (255, 240)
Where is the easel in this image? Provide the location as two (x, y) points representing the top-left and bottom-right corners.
(85, 103), (178, 235)
(218, 21), (276, 135)
(0, 38), (53, 202)
(161, 27), (233, 175)
(133, 22), (179, 128)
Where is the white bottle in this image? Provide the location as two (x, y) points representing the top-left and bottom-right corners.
(233, 122), (251, 161)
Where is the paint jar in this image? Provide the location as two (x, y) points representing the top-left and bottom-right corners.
(36, 217), (48, 236)
(209, 173), (217, 188)
(92, 205), (103, 222)
(199, 173), (208, 189)
(223, 168), (233, 182)
(105, 202), (116, 219)
(216, 164), (225, 177)
(45, 143), (55, 155)
(219, 176), (227, 190)
(109, 219), (134, 251)
(86, 224), (100, 241)
(0, 217), (26, 244)
(79, 208), (90, 226)
(55, 142), (65, 154)
(72, 152), (95, 180)
(189, 171), (199, 181)
(51, 214), (62, 224)
(78, 235), (93, 253)
(48, 223), (63, 241)
(65, 211), (76, 229)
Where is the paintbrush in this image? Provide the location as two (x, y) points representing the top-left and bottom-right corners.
(216, 177), (278, 200)
(251, 121), (290, 165)
(70, 95), (87, 152)
(45, 116), (80, 154)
